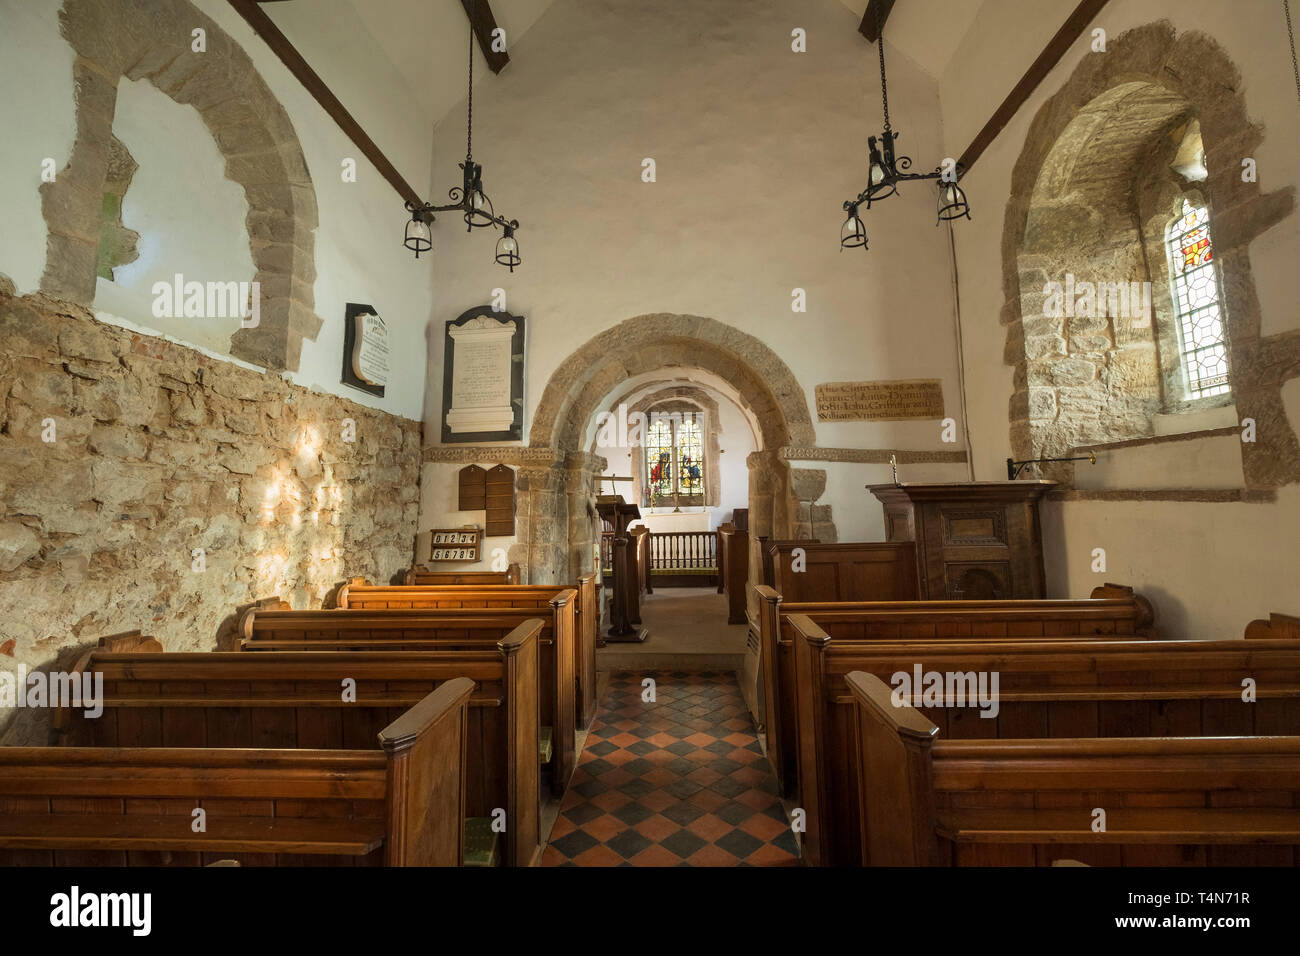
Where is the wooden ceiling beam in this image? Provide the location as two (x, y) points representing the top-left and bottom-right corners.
(858, 0), (898, 43)
(460, 0), (510, 75)
(226, 0), (423, 206)
(957, 0), (1112, 174)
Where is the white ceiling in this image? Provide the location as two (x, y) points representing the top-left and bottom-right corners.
(837, 0), (985, 80)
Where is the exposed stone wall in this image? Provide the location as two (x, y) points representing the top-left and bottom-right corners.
(0, 286), (420, 742)
(1002, 22), (1297, 488)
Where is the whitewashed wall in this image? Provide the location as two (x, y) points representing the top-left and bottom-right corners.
(943, 0), (1300, 638)
(418, 0), (972, 542)
(0, 0), (436, 420)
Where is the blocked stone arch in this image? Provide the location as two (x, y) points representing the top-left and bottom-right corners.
(1001, 20), (1297, 488)
(520, 314), (816, 586)
(40, 0), (322, 371)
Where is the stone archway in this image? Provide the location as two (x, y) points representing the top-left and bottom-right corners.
(518, 314), (815, 592)
(592, 380), (752, 511)
(41, 0), (321, 371)
(1001, 21), (1297, 488)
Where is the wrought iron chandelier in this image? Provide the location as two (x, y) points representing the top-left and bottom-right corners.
(404, 0), (520, 270)
(840, 15), (970, 251)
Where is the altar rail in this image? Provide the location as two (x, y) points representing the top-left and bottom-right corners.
(601, 530), (718, 587)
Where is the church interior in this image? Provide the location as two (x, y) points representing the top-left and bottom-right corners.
(2, 0), (1300, 884)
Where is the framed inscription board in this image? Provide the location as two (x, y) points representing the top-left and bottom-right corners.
(441, 307), (525, 443)
(428, 528), (482, 562)
(815, 379), (944, 422)
(342, 303), (388, 397)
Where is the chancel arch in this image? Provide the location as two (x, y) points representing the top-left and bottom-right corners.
(519, 313), (815, 590)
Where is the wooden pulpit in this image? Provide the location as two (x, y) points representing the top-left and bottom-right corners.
(867, 481), (1056, 599)
(596, 495), (648, 643)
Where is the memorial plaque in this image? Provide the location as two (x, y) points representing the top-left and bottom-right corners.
(441, 307), (525, 443)
(815, 379), (944, 422)
(341, 302), (387, 397)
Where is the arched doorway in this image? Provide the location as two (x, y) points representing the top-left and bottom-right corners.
(515, 313), (816, 634)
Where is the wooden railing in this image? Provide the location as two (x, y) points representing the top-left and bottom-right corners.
(648, 531), (717, 571)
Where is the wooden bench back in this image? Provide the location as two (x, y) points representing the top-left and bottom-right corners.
(239, 602), (576, 797)
(336, 577), (599, 730)
(58, 628), (541, 867)
(754, 584), (1158, 798)
(768, 541), (918, 603)
(405, 565), (520, 585)
(790, 617), (1300, 866)
(847, 671), (1300, 867)
(1, 678), (475, 867)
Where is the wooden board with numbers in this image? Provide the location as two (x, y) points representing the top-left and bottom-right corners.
(427, 528), (482, 562)
(485, 464), (516, 536)
(458, 464), (487, 511)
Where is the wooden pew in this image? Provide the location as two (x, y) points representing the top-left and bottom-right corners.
(846, 671), (1300, 866)
(717, 523), (749, 625)
(755, 585), (1159, 798)
(339, 575), (600, 730)
(405, 565), (520, 585)
(768, 541), (918, 602)
(57, 628), (542, 867)
(789, 617), (1300, 865)
(2, 678), (475, 866)
(239, 604), (576, 797)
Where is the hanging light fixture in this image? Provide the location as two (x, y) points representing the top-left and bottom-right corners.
(402, 0), (520, 266)
(840, 10), (970, 250)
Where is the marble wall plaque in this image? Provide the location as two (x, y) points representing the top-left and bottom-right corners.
(441, 308), (525, 442)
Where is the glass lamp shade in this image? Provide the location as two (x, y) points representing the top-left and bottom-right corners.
(937, 180), (971, 223)
(870, 161), (886, 186)
(840, 209), (867, 250)
(404, 215), (432, 258)
(495, 225), (521, 271)
(464, 188), (496, 229)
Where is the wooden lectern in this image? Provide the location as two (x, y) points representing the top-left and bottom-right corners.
(867, 481), (1056, 599)
(596, 495), (649, 643)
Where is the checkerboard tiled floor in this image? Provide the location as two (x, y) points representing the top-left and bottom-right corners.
(541, 671), (801, 866)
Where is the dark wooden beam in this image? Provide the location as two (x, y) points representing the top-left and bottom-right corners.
(858, 0), (898, 43)
(957, 0), (1111, 173)
(226, 0), (423, 207)
(460, 0), (510, 75)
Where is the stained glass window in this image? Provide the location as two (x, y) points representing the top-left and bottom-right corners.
(646, 418), (673, 498)
(677, 418), (703, 495)
(1165, 199), (1229, 398)
(643, 411), (705, 505)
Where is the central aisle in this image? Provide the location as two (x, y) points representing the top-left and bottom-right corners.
(541, 671), (801, 866)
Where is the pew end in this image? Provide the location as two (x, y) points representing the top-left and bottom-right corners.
(1089, 583), (1157, 636)
(845, 671), (942, 866)
(1245, 613), (1300, 641)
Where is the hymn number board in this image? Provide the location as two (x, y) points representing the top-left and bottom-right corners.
(458, 464), (516, 536)
(428, 528), (482, 562)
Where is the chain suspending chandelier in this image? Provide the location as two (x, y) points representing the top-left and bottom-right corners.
(840, 11), (970, 251)
(404, 0), (520, 270)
